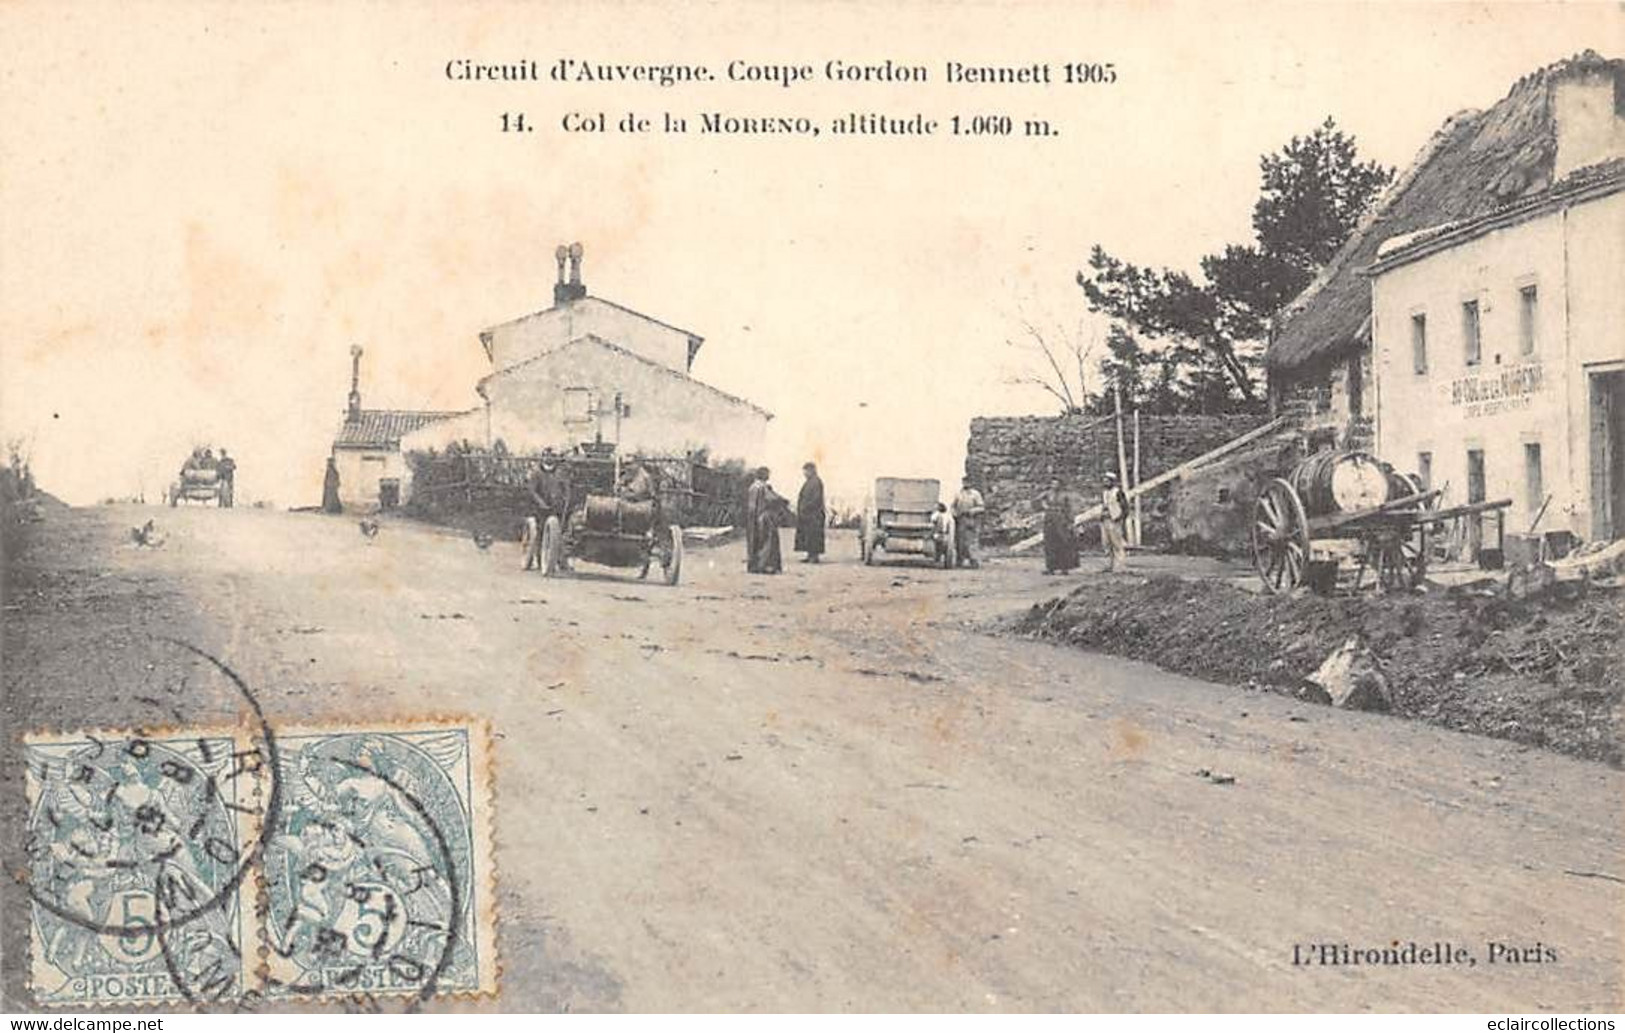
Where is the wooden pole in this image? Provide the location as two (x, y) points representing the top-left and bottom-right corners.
(1112, 383), (1130, 547)
(1131, 408), (1142, 547)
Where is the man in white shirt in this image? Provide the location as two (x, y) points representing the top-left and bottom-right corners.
(1101, 472), (1129, 572)
(951, 481), (986, 568)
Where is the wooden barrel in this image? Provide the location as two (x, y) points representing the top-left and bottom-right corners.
(181, 466), (220, 485)
(1287, 451), (1392, 517)
(583, 495), (656, 534)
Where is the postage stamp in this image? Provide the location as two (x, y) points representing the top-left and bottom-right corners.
(24, 728), (265, 1007)
(258, 720), (498, 1001)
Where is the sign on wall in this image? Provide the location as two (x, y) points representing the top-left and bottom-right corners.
(1450, 362), (1546, 417)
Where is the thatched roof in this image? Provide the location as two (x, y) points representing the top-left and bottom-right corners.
(1268, 50), (1623, 374)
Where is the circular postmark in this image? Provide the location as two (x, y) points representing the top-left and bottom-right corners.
(23, 638), (281, 1005)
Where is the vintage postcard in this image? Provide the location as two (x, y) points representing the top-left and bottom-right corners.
(2, 0), (1622, 1018)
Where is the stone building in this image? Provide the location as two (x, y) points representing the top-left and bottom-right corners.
(329, 345), (457, 511)
(1369, 159), (1624, 547)
(403, 244), (771, 465)
(1267, 51), (1625, 457)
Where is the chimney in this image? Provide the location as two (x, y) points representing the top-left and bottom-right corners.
(347, 344), (363, 423)
(554, 241), (587, 305)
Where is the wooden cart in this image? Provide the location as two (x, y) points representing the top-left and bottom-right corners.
(1251, 450), (1511, 594)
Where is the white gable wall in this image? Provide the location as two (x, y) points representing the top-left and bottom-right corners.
(485, 298), (695, 374)
(479, 340), (767, 463)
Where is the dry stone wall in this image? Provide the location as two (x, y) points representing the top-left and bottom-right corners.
(964, 413), (1270, 544)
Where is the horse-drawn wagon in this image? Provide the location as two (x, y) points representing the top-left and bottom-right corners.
(170, 449), (230, 507)
(1251, 449), (1511, 594)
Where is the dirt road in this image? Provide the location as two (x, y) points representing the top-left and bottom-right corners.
(4, 505), (1621, 1011)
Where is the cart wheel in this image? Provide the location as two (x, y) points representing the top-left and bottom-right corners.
(1253, 478), (1310, 593)
(540, 516), (562, 577)
(521, 516), (540, 570)
(662, 524), (683, 586)
(1375, 526), (1428, 591)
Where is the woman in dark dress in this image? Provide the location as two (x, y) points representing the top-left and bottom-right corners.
(794, 462), (826, 563)
(752, 474), (788, 575)
(1042, 481), (1082, 574)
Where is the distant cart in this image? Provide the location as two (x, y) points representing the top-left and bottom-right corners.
(170, 460), (227, 507)
(1251, 450), (1511, 594)
(860, 477), (953, 568)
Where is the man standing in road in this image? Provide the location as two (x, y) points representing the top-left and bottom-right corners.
(1101, 471), (1130, 572)
(322, 456), (342, 514)
(744, 467), (767, 573)
(794, 462), (826, 563)
(952, 479), (985, 568)
(524, 453), (572, 570)
(217, 449), (237, 508)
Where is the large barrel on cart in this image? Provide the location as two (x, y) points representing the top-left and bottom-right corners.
(169, 462), (226, 507)
(1252, 450), (1430, 594)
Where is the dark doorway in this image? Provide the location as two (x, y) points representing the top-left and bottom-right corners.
(379, 478), (401, 510)
(1466, 449), (1486, 556)
(1590, 371), (1625, 541)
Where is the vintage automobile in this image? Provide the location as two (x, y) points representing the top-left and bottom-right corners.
(859, 476), (953, 568)
(522, 481), (683, 586)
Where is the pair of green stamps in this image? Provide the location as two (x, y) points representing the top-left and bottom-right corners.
(25, 720), (497, 1008)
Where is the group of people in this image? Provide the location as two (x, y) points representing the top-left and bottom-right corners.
(746, 466), (990, 574)
(181, 446), (236, 507)
(1041, 471), (1131, 575)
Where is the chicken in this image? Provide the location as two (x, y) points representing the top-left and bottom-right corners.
(130, 519), (165, 548)
(472, 530), (495, 551)
(358, 518), (381, 539)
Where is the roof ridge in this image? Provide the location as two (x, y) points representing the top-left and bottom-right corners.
(481, 294), (704, 343)
(1273, 108), (1480, 330)
(478, 333), (773, 418)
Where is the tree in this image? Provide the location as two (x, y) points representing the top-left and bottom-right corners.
(1003, 317), (1095, 415)
(1077, 117), (1392, 411)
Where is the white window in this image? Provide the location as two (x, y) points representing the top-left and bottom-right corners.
(1518, 285), (1539, 356)
(1462, 300), (1481, 367)
(1524, 442), (1544, 519)
(562, 387), (595, 425)
(1411, 313), (1428, 375)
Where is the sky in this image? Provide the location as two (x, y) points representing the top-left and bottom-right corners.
(1, 1), (1619, 508)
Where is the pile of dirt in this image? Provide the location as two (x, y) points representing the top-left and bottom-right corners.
(1012, 575), (1623, 766)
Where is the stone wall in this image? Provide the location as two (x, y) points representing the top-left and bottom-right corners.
(964, 413), (1271, 543)
(1167, 438), (1305, 556)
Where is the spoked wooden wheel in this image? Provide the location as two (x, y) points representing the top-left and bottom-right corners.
(540, 516), (562, 577)
(1371, 473), (1431, 591)
(661, 524), (683, 586)
(1253, 478), (1310, 593)
(1373, 525), (1428, 590)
